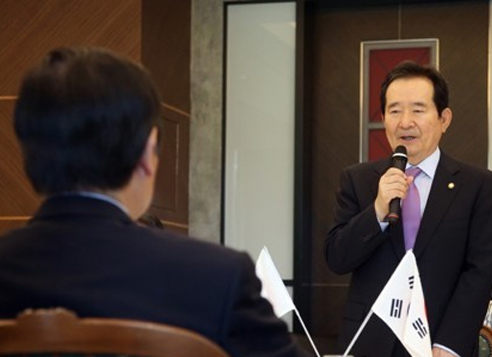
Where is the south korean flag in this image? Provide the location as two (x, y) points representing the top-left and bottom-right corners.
(372, 250), (432, 357)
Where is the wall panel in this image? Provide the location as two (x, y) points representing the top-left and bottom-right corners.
(0, 98), (38, 234)
(0, 0), (141, 235)
(0, 0), (141, 95)
(0, 0), (191, 235)
(152, 105), (190, 234)
(142, 0), (191, 233)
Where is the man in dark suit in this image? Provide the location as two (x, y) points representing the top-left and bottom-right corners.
(326, 61), (492, 357)
(0, 46), (311, 357)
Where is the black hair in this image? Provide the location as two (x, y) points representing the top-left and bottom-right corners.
(14, 47), (163, 194)
(380, 60), (449, 116)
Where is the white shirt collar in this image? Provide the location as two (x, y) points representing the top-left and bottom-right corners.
(54, 191), (129, 214)
(406, 147), (440, 179)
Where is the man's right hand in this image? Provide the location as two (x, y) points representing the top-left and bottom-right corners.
(374, 167), (413, 222)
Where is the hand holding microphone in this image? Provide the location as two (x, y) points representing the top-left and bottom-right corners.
(374, 145), (408, 224)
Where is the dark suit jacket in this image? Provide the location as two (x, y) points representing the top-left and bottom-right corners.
(0, 195), (311, 357)
(326, 152), (492, 357)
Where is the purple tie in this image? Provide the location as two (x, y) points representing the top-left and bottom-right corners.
(402, 167), (422, 250)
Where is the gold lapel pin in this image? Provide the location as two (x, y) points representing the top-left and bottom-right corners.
(448, 182), (455, 189)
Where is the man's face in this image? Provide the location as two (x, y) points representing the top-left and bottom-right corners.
(383, 76), (452, 165)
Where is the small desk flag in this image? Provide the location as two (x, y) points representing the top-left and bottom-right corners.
(256, 246), (321, 357)
(255, 246), (295, 317)
(372, 250), (432, 357)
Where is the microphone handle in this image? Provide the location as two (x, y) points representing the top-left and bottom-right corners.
(387, 197), (401, 224)
(387, 153), (407, 225)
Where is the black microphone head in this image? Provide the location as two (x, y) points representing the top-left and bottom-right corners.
(391, 145), (407, 171)
(392, 145), (407, 158)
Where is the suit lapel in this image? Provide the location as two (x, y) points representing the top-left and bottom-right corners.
(413, 153), (461, 257)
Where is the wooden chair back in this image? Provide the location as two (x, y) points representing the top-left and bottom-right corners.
(478, 325), (492, 357)
(0, 307), (229, 357)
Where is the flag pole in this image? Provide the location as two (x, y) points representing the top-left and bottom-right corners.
(294, 307), (321, 357)
(342, 309), (374, 357)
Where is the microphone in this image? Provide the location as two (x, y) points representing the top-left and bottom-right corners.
(387, 145), (408, 225)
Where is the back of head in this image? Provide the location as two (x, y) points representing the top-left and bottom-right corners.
(14, 47), (162, 195)
(380, 60), (449, 116)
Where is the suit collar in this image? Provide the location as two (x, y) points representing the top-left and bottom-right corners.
(52, 191), (129, 214)
(32, 195), (133, 224)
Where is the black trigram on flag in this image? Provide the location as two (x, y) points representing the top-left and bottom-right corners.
(390, 298), (403, 318)
(412, 318), (428, 338)
(408, 275), (415, 290)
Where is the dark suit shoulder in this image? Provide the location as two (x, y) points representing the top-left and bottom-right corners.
(344, 157), (390, 177)
(132, 225), (253, 274)
(439, 152), (492, 180)
(338, 158), (390, 195)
